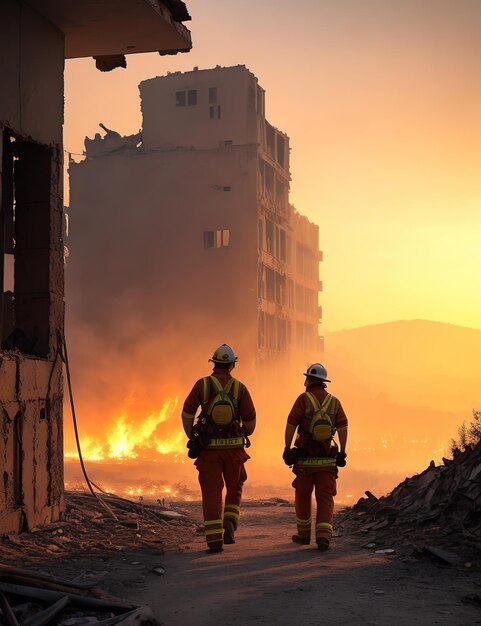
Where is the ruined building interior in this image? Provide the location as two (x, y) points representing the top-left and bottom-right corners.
(68, 65), (323, 379)
(0, 0), (192, 534)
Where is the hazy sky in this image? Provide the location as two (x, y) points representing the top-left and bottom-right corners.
(64, 0), (481, 331)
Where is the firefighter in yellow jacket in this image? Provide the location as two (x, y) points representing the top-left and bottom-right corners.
(182, 344), (256, 552)
(284, 363), (348, 551)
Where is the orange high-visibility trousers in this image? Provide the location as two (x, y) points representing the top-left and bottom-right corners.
(292, 470), (337, 542)
(195, 448), (249, 549)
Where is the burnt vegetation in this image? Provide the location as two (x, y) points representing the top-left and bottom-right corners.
(450, 409), (481, 457)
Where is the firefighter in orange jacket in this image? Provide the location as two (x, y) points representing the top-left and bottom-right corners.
(283, 363), (348, 551)
(182, 344), (256, 552)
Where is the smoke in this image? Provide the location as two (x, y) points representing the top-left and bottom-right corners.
(64, 142), (481, 506)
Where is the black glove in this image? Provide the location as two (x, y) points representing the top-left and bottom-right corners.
(283, 448), (299, 466)
(187, 437), (202, 459)
(336, 451), (347, 467)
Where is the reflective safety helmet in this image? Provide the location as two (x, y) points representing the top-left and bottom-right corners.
(209, 344), (238, 364)
(303, 363), (331, 383)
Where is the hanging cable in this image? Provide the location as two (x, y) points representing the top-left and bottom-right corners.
(59, 331), (118, 521)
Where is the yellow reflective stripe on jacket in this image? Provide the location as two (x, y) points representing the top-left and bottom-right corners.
(233, 379), (240, 400)
(182, 410), (195, 421)
(210, 376), (235, 394)
(207, 437), (244, 448)
(305, 392), (331, 414)
(297, 457), (337, 466)
(202, 377), (209, 403)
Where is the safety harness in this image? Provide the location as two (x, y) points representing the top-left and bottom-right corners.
(304, 392), (339, 442)
(296, 391), (339, 467)
(201, 376), (244, 448)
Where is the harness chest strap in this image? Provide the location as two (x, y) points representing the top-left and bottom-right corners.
(304, 392), (339, 434)
(203, 376), (241, 406)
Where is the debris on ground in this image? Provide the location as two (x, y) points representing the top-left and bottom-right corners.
(0, 491), (197, 563)
(242, 498), (292, 507)
(0, 563), (157, 625)
(336, 441), (481, 564)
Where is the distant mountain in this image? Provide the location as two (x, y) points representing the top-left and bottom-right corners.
(323, 320), (481, 471)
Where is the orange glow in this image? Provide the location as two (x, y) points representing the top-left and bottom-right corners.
(65, 397), (182, 461)
(62, 3), (481, 502)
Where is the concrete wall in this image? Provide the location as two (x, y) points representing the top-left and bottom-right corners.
(0, 1), (64, 145)
(0, 0), (65, 533)
(140, 66), (259, 151)
(68, 143), (259, 372)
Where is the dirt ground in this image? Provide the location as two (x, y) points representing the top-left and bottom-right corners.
(27, 502), (481, 626)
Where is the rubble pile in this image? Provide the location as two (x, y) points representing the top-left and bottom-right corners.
(336, 441), (481, 561)
(0, 491), (197, 562)
(0, 563), (157, 625)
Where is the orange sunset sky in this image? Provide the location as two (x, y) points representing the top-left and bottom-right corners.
(64, 0), (481, 333)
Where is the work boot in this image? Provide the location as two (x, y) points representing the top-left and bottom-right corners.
(316, 537), (330, 552)
(223, 519), (236, 544)
(291, 534), (310, 545)
(207, 542), (224, 553)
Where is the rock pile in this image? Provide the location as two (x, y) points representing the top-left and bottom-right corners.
(336, 441), (481, 562)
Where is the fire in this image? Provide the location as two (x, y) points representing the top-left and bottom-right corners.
(65, 397), (184, 461)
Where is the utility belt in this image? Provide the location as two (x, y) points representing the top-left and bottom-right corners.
(187, 424), (248, 458)
(207, 437), (245, 449)
(296, 457), (337, 467)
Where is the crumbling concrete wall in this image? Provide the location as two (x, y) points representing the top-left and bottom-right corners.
(140, 65), (259, 152)
(68, 142), (260, 373)
(68, 66), (322, 386)
(0, 0), (65, 533)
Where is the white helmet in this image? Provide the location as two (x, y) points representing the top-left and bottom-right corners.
(303, 363), (331, 382)
(209, 344), (238, 364)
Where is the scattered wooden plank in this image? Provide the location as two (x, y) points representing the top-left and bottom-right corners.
(0, 591), (20, 626)
(0, 581), (133, 611)
(22, 595), (70, 626)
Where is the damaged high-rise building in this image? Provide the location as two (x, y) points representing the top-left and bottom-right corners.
(0, 0), (192, 534)
(69, 65), (323, 374)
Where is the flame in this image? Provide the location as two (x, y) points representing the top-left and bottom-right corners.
(65, 397), (183, 461)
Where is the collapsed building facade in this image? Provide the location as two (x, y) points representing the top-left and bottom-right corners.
(69, 65), (323, 375)
(0, 0), (192, 534)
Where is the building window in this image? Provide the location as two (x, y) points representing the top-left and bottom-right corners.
(274, 226), (287, 261)
(256, 85), (265, 117)
(258, 311), (265, 348)
(1, 129), (51, 357)
(277, 318), (287, 351)
(277, 133), (285, 168)
(176, 90), (197, 107)
(175, 91), (186, 107)
(265, 267), (275, 302)
(275, 273), (286, 306)
(266, 122), (275, 159)
(296, 241), (317, 279)
(204, 229), (230, 249)
(265, 219), (274, 255)
(209, 87), (217, 104)
(209, 105), (221, 119)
